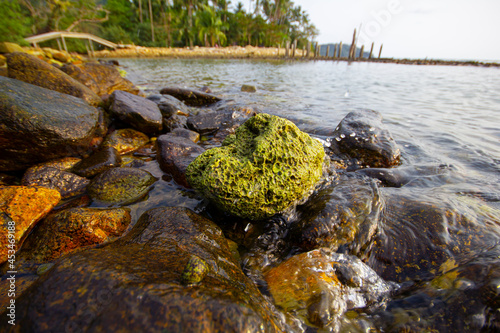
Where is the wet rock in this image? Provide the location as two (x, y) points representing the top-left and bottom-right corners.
(265, 248), (395, 330)
(109, 90), (162, 134)
(0, 76), (102, 171)
(156, 134), (205, 187)
(32, 157), (82, 171)
(0, 186), (60, 264)
(0, 42), (24, 54)
(72, 146), (122, 178)
(328, 110), (400, 168)
(87, 167), (156, 205)
(0, 207), (285, 332)
(163, 114), (188, 132)
(18, 207), (131, 263)
(6, 52), (102, 106)
(101, 128), (150, 155)
(0, 67), (7, 77)
(169, 128), (200, 143)
(22, 166), (89, 199)
(290, 174), (382, 255)
(0, 55), (6, 67)
(187, 111), (233, 135)
(368, 192), (500, 283)
(61, 62), (141, 96)
(187, 113), (325, 220)
(160, 86), (222, 106)
(242, 84), (257, 92)
(147, 93), (190, 119)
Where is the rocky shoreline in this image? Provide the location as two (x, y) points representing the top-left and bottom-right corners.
(1, 47), (500, 332)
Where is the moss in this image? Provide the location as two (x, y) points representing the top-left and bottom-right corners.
(186, 113), (325, 220)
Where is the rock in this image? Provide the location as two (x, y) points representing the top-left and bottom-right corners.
(6, 52), (102, 107)
(32, 157), (82, 171)
(163, 114), (188, 132)
(157, 134), (205, 187)
(169, 128), (200, 143)
(0, 42), (24, 54)
(328, 110), (400, 168)
(101, 128), (150, 155)
(72, 146), (122, 178)
(186, 113), (325, 220)
(0, 207), (285, 332)
(290, 174), (382, 255)
(160, 87), (222, 106)
(265, 248), (395, 330)
(147, 93), (190, 119)
(21, 166), (89, 199)
(187, 111), (233, 135)
(61, 62), (141, 96)
(0, 67), (7, 77)
(17, 207), (131, 263)
(87, 167), (156, 205)
(241, 84), (257, 92)
(368, 193), (500, 283)
(0, 186), (60, 264)
(52, 51), (69, 63)
(109, 90), (162, 134)
(0, 76), (102, 171)
(0, 55), (6, 67)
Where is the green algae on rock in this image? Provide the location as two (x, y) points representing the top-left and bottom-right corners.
(87, 167), (156, 205)
(186, 113), (325, 220)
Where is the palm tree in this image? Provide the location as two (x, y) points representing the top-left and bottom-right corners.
(196, 4), (227, 46)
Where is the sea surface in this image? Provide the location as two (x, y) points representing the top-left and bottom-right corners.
(115, 58), (500, 331)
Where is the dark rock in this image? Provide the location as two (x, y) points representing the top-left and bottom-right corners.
(72, 146), (122, 178)
(0, 76), (102, 171)
(163, 114), (188, 132)
(109, 90), (162, 134)
(22, 166), (89, 199)
(0, 67), (7, 77)
(6, 52), (102, 106)
(0, 207), (285, 332)
(169, 128), (200, 143)
(290, 174), (382, 255)
(199, 86), (212, 93)
(156, 134), (205, 187)
(87, 167), (156, 206)
(160, 87), (221, 106)
(61, 62), (141, 97)
(101, 128), (150, 155)
(187, 111), (233, 135)
(328, 110), (400, 168)
(147, 93), (190, 118)
(241, 84), (257, 92)
(17, 207), (131, 263)
(0, 186), (60, 264)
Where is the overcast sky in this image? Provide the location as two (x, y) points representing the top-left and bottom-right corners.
(245, 0), (500, 61)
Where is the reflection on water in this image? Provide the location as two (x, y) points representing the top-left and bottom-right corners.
(117, 58), (500, 331)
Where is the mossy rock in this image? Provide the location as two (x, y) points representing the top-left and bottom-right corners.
(186, 113), (325, 220)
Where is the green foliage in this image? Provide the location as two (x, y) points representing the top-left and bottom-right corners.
(0, 0), (32, 44)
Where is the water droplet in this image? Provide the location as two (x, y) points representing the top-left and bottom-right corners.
(350, 132), (356, 137)
(335, 137), (341, 142)
(340, 134), (345, 139)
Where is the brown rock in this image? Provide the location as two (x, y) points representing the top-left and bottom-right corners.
(101, 128), (150, 155)
(0, 186), (60, 264)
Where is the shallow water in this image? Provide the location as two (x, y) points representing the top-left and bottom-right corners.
(116, 58), (500, 331)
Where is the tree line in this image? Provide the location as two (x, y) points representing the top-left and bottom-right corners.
(0, 0), (318, 50)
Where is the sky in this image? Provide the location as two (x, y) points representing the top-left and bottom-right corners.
(245, 0), (500, 61)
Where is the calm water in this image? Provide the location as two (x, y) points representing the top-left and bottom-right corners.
(116, 58), (500, 331)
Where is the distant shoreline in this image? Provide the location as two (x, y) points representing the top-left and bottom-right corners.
(92, 45), (500, 68)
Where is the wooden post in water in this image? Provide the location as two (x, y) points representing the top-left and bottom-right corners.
(359, 45), (364, 59)
(326, 45), (330, 59)
(333, 44), (337, 59)
(378, 44), (383, 58)
(338, 42), (343, 58)
(61, 36), (68, 53)
(369, 42), (374, 59)
(285, 41), (290, 58)
(348, 28), (356, 59)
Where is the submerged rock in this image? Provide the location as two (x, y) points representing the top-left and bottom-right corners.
(0, 76), (102, 171)
(18, 207), (131, 263)
(290, 174), (382, 255)
(101, 128), (150, 155)
(87, 167), (156, 205)
(328, 110), (400, 168)
(157, 134), (205, 187)
(0, 186), (60, 264)
(187, 113), (325, 220)
(160, 86), (221, 106)
(6, 52), (102, 106)
(21, 166), (89, 199)
(265, 248), (395, 330)
(0, 207), (285, 332)
(109, 90), (162, 134)
(71, 146), (122, 178)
